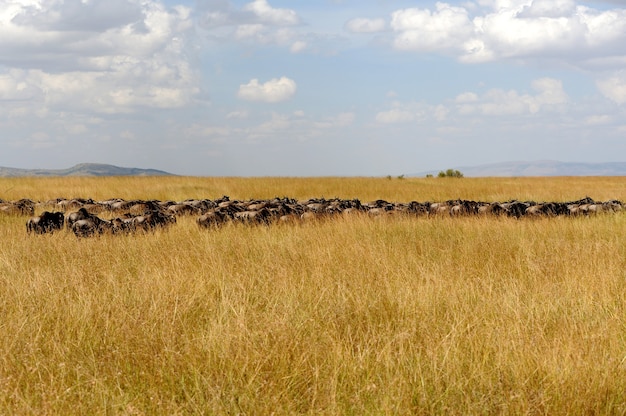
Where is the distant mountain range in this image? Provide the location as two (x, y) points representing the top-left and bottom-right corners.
(415, 161), (626, 177)
(0, 163), (174, 177)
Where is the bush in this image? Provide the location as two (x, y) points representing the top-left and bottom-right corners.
(438, 169), (464, 178)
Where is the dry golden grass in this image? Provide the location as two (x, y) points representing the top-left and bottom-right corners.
(1, 176), (626, 414)
(2, 175), (624, 202)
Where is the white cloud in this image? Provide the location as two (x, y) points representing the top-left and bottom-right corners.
(242, 0), (299, 26)
(333, 112), (356, 127)
(376, 109), (415, 124)
(345, 18), (386, 33)
(584, 114), (612, 125)
(596, 71), (626, 105)
(290, 40), (307, 53)
(10, 0), (144, 32)
(531, 78), (569, 106)
(199, 0), (300, 29)
(455, 92), (479, 103)
(470, 6), (584, 62)
(1, 1), (193, 69)
(66, 124), (88, 135)
(391, 3), (474, 51)
(198, 1), (326, 54)
(237, 77), (297, 103)
(256, 113), (292, 134)
(244, 110), (356, 142)
(11, 131), (61, 150)
(518, 0), (576, 18)
(389, 1), (626, 68)
(227, 110), (249, 119)
(0, 69), (41, 101)
(234, 23), (265, 39)
(375, 102), (448, 124)
(455, 77), (569, 115)
(0, 1), (199, 114)
(433, 105), (449, 121)
(184, 124), (234, 140)
(233, 24), (303, 51)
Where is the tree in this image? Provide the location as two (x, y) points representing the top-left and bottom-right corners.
(438, 169), (464, 178)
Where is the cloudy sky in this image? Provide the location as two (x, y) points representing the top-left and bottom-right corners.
(1, 0), (626, 176)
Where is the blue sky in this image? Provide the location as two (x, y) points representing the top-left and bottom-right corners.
(1, 0), (626, 176)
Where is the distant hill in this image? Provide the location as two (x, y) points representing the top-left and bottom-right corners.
(0, 163), (175, 177)
(414, 161), (626, 177)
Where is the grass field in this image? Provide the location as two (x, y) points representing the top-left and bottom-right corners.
(1, 176), (626, 414)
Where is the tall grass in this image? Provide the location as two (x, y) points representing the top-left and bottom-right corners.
(1, 175), (624, 202)
(1, 177), (626, 414)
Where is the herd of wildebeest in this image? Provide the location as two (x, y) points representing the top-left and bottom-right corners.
(0, 195), (623, 237)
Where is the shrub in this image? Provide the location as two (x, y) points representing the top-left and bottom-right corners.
(438, 169), (464, 178)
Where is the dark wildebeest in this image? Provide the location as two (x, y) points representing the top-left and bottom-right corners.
(502, 201), (530, 218)
(26, 211), (65, 234)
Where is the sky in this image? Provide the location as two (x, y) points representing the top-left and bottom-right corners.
(1, 0), (626, 176)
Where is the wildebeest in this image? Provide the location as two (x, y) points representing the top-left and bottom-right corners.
(603, 200), (623, 212)
(233, 207), (273, 224)
(128, 210), (176, 231)
(477, 202), (506, 216)
(429, 202), (451, 216)
(197, 210), (229, 228)
(167, 203), (200, 216)
(26, 211), (65, 234)
(66, 207), (93, 229)
(11, 194), (626, 238)
(71, 216), (113, 237)
(449, 200), (479, 216)
(501, 201), (530, 218)
(0, 199), (35, 216)
(525, 202), (565, 217)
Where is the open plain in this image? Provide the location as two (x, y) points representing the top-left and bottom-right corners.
(1, 176), (626, 414)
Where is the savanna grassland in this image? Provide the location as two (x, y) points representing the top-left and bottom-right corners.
(1, 176), (626, 415)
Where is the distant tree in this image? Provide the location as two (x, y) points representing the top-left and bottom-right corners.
(438, 169), (464, 178)
(425, 174), (434, 178)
